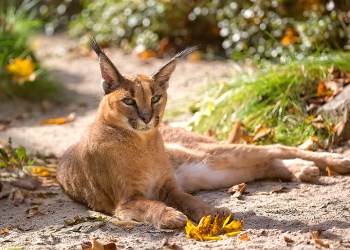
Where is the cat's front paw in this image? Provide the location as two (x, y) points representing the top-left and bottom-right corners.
(191, 205), (232, 223)
(157, 207), (187, 229)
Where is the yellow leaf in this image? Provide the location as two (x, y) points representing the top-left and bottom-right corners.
(31, 166), (51, 177)
(326, 166), (332, 177)
(41, 112), (76, 125)
(239, 232), (249, 241)
(185, 215), (243, 241)
(6, 57), (36, 84)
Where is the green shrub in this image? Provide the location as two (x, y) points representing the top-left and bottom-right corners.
(0, 0), (61, 102)
(69, 0), (350, 60)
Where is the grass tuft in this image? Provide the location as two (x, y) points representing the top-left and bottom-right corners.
(186, 52), (350, 146)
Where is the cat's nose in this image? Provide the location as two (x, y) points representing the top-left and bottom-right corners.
(139, 111), (152, 124)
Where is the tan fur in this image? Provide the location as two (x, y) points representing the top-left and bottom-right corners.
(57, 41), (350, 229)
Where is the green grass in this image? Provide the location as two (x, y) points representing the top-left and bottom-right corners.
(0, 0), (63, 103)
(186, 52), (350, 146)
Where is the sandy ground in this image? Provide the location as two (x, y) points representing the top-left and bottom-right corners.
(1, 34), (350, 250)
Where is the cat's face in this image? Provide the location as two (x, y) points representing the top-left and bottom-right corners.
(89, 38), (196, 132)
(103, 74), (167, 132)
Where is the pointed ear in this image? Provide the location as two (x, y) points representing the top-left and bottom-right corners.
(151, 46), (198, 89)
(90, 37), (124, 94)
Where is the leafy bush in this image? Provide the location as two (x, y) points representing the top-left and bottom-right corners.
(69, 0), (350, 60)
(186, 52), (350, 146)
(0, 138), (34, 169)
(0, 0), (61, 102)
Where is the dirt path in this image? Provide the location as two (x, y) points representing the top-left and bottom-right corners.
(1, 34), (350, 250)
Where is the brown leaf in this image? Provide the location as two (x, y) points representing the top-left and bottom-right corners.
(227, 183), (247, 198)
(26, 207), (45, 216)
(314, 239), (330, 248)
(311, 230), (330, 248)
(91, 237), (117, 250)
(227, 121), (242, 144)
(40, 112), (76, 125)
(284, 236), (294, 244)
(0, 228), (10, 235)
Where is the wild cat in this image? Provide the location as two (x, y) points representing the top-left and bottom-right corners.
(57, 38), (350, 229)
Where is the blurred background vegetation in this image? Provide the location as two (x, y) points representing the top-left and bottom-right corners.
(1, 0), (349, 146)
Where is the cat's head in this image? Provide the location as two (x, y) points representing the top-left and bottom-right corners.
(90, 37), (196, 132)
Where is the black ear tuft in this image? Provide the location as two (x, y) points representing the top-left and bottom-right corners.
(90, 37), (124, 94)
(150, 46), (198, 89)
(173, 46), (200, 60)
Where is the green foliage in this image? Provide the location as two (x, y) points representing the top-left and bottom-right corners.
(69, 0), (222, 51)
(187, 52), (350, 145)
(0, 138), (35, 169)
(0, 0), (62, 102)
(217, 0), (350, 61)
(69, 0), (350, 60)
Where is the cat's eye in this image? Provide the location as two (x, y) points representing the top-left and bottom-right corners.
(151, 95), (161, 104)
(122, 98), (136, 106)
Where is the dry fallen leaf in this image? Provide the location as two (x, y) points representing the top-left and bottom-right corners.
(40, 112), (76, 125)
(326, 166), (332, 177)
(253, 124), (273, 142)
(227, 121), (243, 144)
(239, 232), (249, 241)
(26, 207), (45, 216)
(0, 228), (10, 235)
(284, 236), (294, 244)
(227, 183), (247, 198)
(31, 166), (55, 177)
(311, 230), (330, 248)
(298, 136), (323, 150)
(185, 215), (243, 241)
(314, 239), (330, 248)
(92, 237), (116, 250)
(332, 120), (345, 134)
